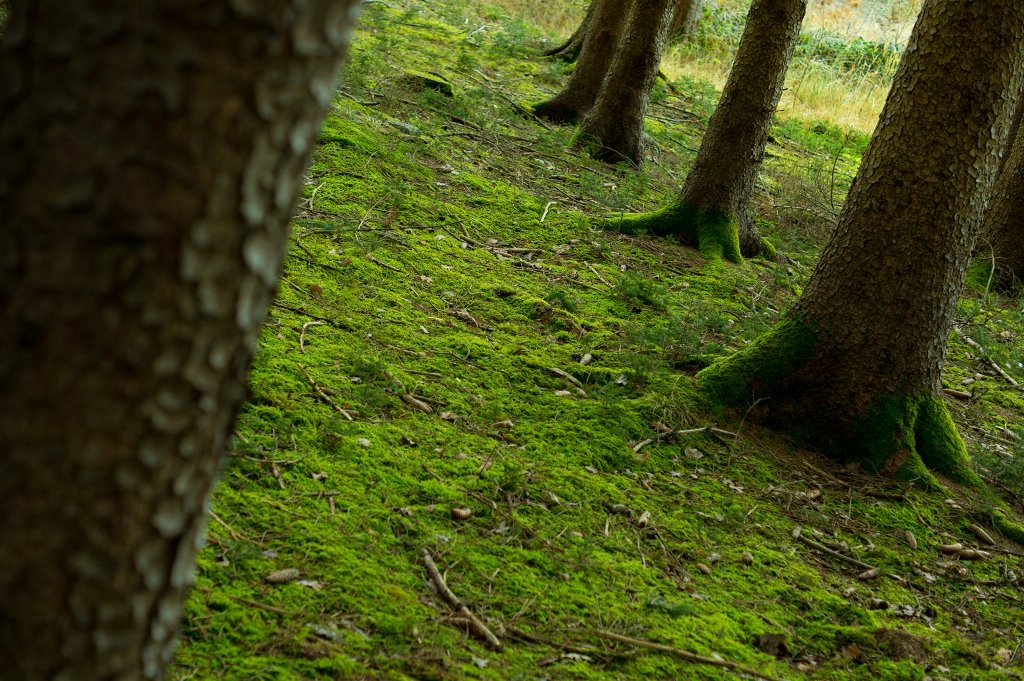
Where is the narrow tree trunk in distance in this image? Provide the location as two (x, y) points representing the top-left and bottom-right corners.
(606, 0), (806, 261)
(534, 0), (630, 124)
(698, 0), (1024, 487)
(0, 1), (359, 678)
(544, 0), (698, 61)
(668, 0), (703, 41)
(573, 0), (675, 165)
(543, 0), (597, 61)
(982, 100), (1024, 290)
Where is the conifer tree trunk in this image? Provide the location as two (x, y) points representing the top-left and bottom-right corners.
(573, 0), (676, 165)
(697, 0), (1024, 486)
(607, 0), (806, 260)
(542, 0), (597, 61)
(544, 0), (697, 62)
(535, 0), (630, 124)
(983, 101), (1024, 289)
(668, 0), (703, 42)
(0, 1), (359, 678)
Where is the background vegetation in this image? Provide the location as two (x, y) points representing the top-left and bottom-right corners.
(488, 0), (923, 130)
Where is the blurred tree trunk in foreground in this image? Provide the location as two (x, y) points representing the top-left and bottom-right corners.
(0, 1), (359, 677)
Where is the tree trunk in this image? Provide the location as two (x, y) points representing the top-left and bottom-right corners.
(534, 0), (630, 124)
(607, 0), (806, 261)
(542, 0), (597, 61)
(546, 0), (698, 62)
(0, 1), (359, 678)
(983, 99), (1024, 289)
(573, 0), (676, 165)
(668, 0), (703, 42)
(697, 0), (1024, 487)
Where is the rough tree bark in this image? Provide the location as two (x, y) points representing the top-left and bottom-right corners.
(0, 1), (359, 678)
(573, 0), (676, 165)
(534, 0), (629, 124)
(607, 0), (807, 261)
(697, 0), (1024, 487)
(982, 99), (1024, 289)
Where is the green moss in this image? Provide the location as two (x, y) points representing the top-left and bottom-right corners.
(853, 393), (980, 489)
(758, 236), (778, 262)
(964, 258), (995, 293)
(699, 317), (979, 488)
(170, 2), (1024, 678)
(993, 510), (1024, 546)
(697, 314), (818, 406)
(603, 202), (744, 263)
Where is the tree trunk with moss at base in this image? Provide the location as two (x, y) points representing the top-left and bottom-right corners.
(981, 101), (1024, 290)
(0, 1), (359, 678)
(606, 0), (806, 261)
(572, 0), (675, 165)
(696, 0), (1024, 488)
(534, 0), (630, 124)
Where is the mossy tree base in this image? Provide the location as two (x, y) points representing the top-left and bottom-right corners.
(602, 202), (744, 263)
(697, 316), (980, 489)
(993, 510), (1024, 546)
(532, 99), (582, 125)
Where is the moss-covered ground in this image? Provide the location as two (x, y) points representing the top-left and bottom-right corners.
(170, 2), (1024, 679)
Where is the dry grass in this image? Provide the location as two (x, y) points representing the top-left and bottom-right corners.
(485, 0), (923, 132)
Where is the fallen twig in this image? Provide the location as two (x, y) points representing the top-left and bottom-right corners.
(505, 624), (633, 659)
(587, 263), (611, 287)
(367, 254), (403, 272)
(540, 201), (555, 223)
(270, 302), (352, 330)
(229, 596), (300, 618)
(962, 334), (1018, 386)
(299, 320), (324, 353)
(209, 511), (243, 542)
(793, 526), (874, 571)
(299, 364), (354, 420)
(421, 549), (502, 650)
(593, 630), (786, 681)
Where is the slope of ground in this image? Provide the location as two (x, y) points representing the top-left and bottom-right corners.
(170, 3), (1024, 679)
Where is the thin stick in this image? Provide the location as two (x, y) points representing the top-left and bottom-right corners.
(300, 320), (324, 353)
(270, 302), (352, 330)
(229, 596), (300, 618)
(421, 549), (502, 650)
(633, 429), (678, 453)
(298, 364), (354, 420)
(593, 630), (786, 681)
(587, 263), (611, 287)
(506, 625), (632, 658)
(793, 527), (874, 570)
(540, 201), (555, 223)
(962, 334), (1019, 386)
(368, 254), (403, 272)
(209, 511), (242, 542)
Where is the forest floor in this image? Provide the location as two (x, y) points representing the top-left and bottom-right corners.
(170, 2), (1024, 679)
